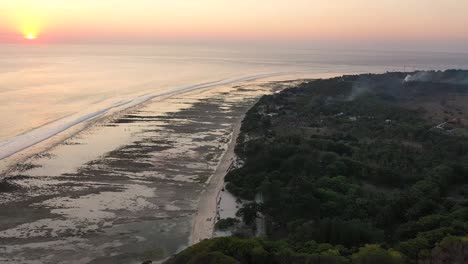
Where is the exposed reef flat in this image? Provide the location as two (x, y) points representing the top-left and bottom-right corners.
(0, 79), (301, 264)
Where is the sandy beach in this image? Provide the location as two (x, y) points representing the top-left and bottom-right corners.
(189, 116), (242, 245)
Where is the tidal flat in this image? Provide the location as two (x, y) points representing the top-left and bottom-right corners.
(0, 79), (300, 264)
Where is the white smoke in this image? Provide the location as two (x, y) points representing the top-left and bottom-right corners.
(403, 71), (432, 82)
(347, 81), (370, 101)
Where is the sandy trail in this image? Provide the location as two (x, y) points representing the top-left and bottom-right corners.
(189, 117), (243, 245)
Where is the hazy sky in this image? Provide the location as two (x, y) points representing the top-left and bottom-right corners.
(1, 0), (468, 51)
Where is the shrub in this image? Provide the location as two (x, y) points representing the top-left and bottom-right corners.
(351, 244), (404, 264)
(215, 218), (240, 230)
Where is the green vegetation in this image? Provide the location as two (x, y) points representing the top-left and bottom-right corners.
(351, 244), (404, 264)
(165, 237), (349, 264)
(215, 218), (241, 230)
(165, 71), (468, 264)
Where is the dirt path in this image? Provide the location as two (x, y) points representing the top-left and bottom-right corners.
(189, 117), (243, 245)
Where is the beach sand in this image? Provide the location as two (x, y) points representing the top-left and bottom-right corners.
(189, 117), (242, 245)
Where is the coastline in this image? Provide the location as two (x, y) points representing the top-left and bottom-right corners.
(0, 77), (296, 264)
(189, 116), (243, 245)
(166, 70), (468, 264)
(0, 73), (290, 176)
(187, 79), (308, 246)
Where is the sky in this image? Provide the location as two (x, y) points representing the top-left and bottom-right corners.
(1, 0), (468, 51)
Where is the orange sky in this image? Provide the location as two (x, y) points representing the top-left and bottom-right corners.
(1, 0), (468, 49)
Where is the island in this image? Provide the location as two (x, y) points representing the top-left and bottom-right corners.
(165, 70), (468, 264)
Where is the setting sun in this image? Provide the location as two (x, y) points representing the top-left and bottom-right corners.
(24, 33), (37, 40)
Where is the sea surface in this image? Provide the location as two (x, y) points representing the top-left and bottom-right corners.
(1, 44), (468, 263)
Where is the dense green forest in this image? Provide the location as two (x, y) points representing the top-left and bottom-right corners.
(165, 71), (468, 264)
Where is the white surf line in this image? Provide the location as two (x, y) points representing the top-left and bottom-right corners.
(0, 72), (292, 161)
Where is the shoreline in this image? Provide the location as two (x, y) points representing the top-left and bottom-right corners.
(0, 72), (290, 166)
(189, 116), (243, 245)
(0, 78), (306, 263)
(187, 79), (309, 246)
(0, 73), (299, 177)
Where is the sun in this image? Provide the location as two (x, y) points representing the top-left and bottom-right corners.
(25, 33), (37, 40)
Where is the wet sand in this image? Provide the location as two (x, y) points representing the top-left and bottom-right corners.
(189, 116), (242, 245)
(0, 79), (301, 264)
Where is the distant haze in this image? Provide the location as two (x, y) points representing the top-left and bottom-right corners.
(1, 0), (468, 52)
